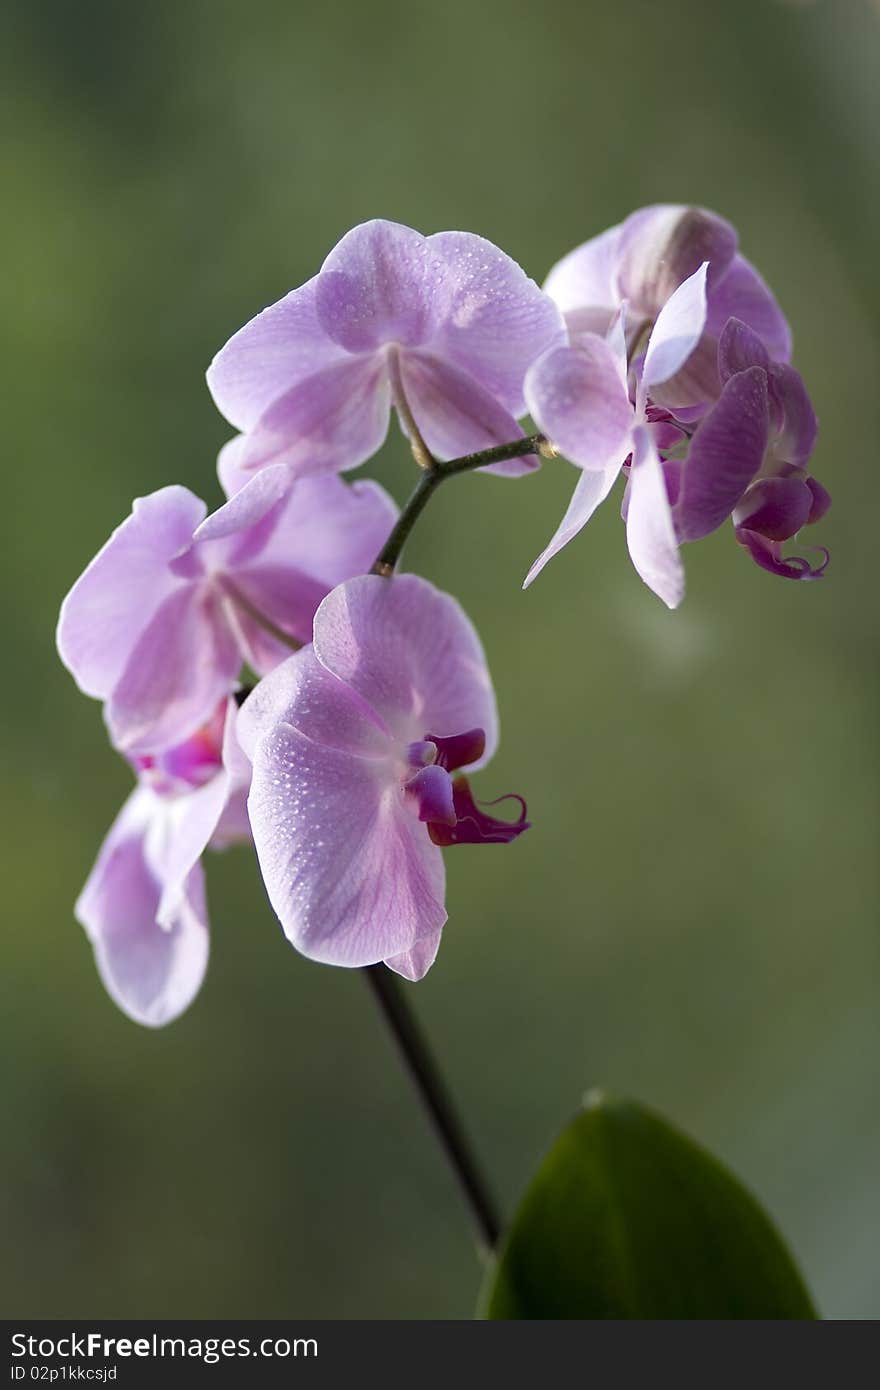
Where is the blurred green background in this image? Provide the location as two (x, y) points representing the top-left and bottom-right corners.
(2, 0), (878, 1319)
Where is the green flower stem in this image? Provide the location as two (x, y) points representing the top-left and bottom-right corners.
(363, 964), (502, 1255)
(371, 433), (550, 575)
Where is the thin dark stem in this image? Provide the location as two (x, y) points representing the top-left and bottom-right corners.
(363, 964), (502, 1254)
(363, 429), (552, 1249)
(371, 433), (549, 575)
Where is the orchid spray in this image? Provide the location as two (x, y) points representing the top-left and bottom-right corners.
(58, 210), (827, 1317)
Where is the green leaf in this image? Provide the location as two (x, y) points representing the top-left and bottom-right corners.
(482, 1093), (817, 1319)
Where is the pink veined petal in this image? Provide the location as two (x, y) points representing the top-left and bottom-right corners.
(543, 224), (622, 316)
(232, 476), (398, 584)
(248, 722), (447, 967)
(75, 788), (209, 1027)
(523, 460), (621, 588)
(315, 219), (449, 352)
(222, 565), (329, 668)
(646, 333), (721, 414)
(606, 305), (629, 386)
(767, 363), (818, 468)
(425, 230), (566, 415)
(675, 366), (770, 542)
(150, 695), (252, 921)
(717, 317), (771, 382)
(625, 424), (685, 609)
(524, 338), (633, 470)
(241, 353), (392, 479)
(106, 584), (242, 755)
(312, 574), (498, 767)
(641, 263), (709, 393)
(148, 773), (231, 930)
(210, 692), (254, 848)
(216, 434), (252, 498)
(385, 930), (442, 982)
(206, 276), (349, 433)
(616, 205), (737, 311)
(207, 475), (399, 668)
(397, 349), (538, 475)
(57, 487), (206, 700)
(237, 647), (392, 763)
(197, 461), (295, 542)
(705, 253), (792, 363)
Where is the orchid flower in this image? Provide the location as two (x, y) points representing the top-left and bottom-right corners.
(524, 264), (710, 607)
(677, 317), (830, 579)
(544, 204), (791, 416)
(57, 473), (397, 755)
(237, 574), (529, 982)
(205, 218), (565, 506)
(76, 698), (251, 1027)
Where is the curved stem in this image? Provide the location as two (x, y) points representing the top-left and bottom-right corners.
(363, 964), (501, 1254)
(372, 432), (549, 575)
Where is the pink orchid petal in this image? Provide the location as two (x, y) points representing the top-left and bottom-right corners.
(524, 338), (633, 470)
(642, 262), (709, 392)
(606, 305), (629, 384)
(75, 789), (209, 1028)
(543, 224), (622, 317)
(106, 584), (241, 755)
(625, 425), (685, 609)
(248, 722), (446, 967)
(767, 363), (818, 468)
(397, 350), (538, 475)
(196, 461), (295, 542)
(206, 276), (348, 432)
(523, 461), (621, 587)
(647, 333), (720, 414)
(312, 575), (498, 766)
(210, 694), (255, 848)
(237, 648), (392, 764)
(717, 317), (770, 382)
(705, 253), (792, 363)
(617, 205), (737, 311)
(57, 487), (206, 700)
(238, 477), (397, 585)
(426, 230), (565, 415)
(315, 220), (447, 352)
(244, 353), (392, 478)
(151, 696), (251, 919)
(675, 366), (769, 542)
(216, 433), (252, 498)
(196, 473), (397, 651)
(223, 565), (328, 667)
(150, 775), (231, 930)
(385, 931), (442, 982)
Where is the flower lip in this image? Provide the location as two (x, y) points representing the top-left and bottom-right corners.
(425, 727), (487, 772)
(131, 702), (226, 796)
(427, 777), (531, 847)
